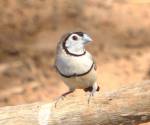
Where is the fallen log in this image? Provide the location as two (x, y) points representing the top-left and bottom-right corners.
(0, 80), (150, 125)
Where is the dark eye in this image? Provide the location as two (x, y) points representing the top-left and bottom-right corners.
(72, 35), (78, 40)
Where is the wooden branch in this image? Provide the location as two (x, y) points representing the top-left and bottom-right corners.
(0, 81), (150, 125)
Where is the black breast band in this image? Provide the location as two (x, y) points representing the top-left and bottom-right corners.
(55, 63), (94, 78)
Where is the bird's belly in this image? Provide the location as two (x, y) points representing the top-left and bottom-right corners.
(60, 67), (97, 89)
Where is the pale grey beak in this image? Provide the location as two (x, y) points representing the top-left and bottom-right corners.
(82, 34), (92, 44)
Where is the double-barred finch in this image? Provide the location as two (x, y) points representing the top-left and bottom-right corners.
(55, 32), (100, 106)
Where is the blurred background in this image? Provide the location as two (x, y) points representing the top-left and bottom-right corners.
(0, 0), (150, 113)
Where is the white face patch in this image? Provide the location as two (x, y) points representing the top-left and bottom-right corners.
(65, 34), (81, 47)
(65, 34), (85, 55)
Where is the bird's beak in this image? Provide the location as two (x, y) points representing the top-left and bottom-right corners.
(82, 34), (93, 44)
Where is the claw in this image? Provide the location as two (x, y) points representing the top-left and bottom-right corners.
(54, 96), (64, 108)
(88, 92), (94, 104)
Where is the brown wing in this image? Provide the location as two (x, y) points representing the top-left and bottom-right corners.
(93, 59), (97, 70)
(88, 52), (97, 70)
(90, 55), (97, 70)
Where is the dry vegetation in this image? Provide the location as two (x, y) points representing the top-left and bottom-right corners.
(0, 0), (150, 124)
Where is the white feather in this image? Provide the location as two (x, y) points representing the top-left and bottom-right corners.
(56, 50), (93, 76)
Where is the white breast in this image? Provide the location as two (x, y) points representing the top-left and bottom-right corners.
(56, 50), (93, 76)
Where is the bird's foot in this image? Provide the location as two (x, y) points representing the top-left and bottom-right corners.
(87, 85), (100, 104)
(88, 91), (95, 104)
(54, 90), (75, 108)
(54, 96), (64, 108)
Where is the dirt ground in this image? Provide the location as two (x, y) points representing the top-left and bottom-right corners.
(0, 0), (150, 124)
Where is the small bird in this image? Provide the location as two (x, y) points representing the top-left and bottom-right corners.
(55, 31), (100, 105)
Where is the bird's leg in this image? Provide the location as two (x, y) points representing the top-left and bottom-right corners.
(54, 89), (75, 107)
(88, 82), (99, 104)
(88, 90), (96, 104)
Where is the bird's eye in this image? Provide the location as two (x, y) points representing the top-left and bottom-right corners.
(72, 35), (78, 40)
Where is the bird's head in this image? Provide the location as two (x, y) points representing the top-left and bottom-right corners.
(62, 32), (92, 55)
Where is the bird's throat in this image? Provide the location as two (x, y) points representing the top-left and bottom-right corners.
(63, 41), (86, 56)
(67, 45), (85, 55)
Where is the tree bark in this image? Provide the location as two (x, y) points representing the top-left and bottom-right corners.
(0, 81), (150, 125)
